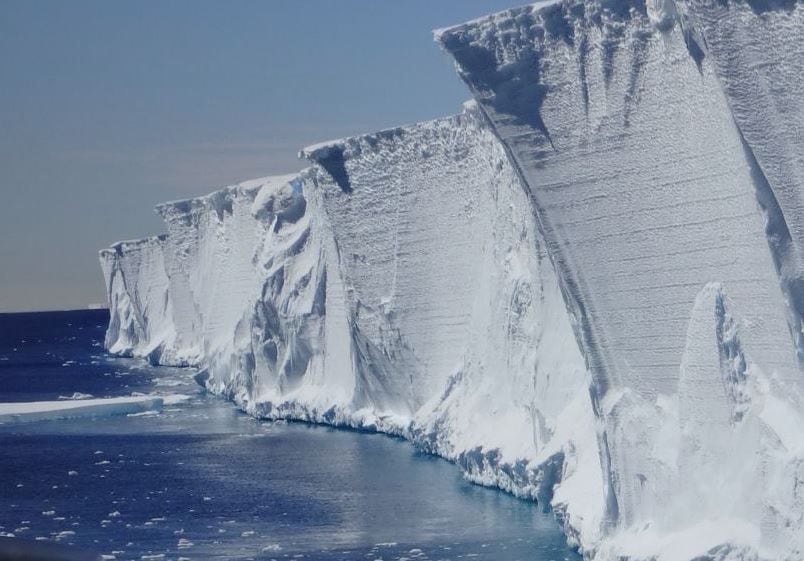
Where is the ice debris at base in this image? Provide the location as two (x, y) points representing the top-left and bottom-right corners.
(100, 0), (804, 559)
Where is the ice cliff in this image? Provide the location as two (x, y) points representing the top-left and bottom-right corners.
(101, 105), (603, 546)
(101, 0), (804, 559)
(437, 0), (804, 558)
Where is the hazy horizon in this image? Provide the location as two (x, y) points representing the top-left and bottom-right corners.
(0, 0), (515, 313)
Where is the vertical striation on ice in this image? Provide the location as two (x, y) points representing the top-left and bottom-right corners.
(438, 0), (804, 558)
(678, 0), (804, 362)
(101, 1), (804, 558)
(100, 236), (175, 363)
(301, 107), (603, 544)
(102, 104), (604, 552)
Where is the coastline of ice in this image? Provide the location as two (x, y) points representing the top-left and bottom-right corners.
(98, 0), (804, 558)
(101, 103), (605, 552)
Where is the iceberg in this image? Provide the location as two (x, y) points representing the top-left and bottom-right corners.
(100, 0), (804, 558)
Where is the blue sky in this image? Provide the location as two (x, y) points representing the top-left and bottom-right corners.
(0, 0), (517, 312)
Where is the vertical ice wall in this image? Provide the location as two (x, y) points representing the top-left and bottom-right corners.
(438, 0), (804, 558)
(301, 110), (508, 417)
(679, 0), (804, 361)
(154, 181), (265, 366)
(300, 106), (603, 544)
(228, 172), (358, 415)
(100, 236), (175, 363)
(102, 172), (361, 415)
(102, 105), (605, 549)
(152, 173), (352, 409)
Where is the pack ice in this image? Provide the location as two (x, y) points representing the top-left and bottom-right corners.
(100, 0), (804, 559)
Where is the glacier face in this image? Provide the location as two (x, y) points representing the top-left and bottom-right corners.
(100, 1), (804, 559)
(102, 104), (603, 548)
(678, 0), (804, 363)
(438, 0), (804, 558)
(100, 236), (175, 363)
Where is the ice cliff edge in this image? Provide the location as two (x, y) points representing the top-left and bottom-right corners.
(102, 1), (804, 559)
(438, 0), (804, 558)
(101, 105), (604, 552)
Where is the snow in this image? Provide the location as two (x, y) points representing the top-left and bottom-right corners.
(98, 0), (804, 559)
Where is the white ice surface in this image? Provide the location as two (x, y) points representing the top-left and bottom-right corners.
(438, 0), (804, 558)
(102, 104), (603, 552)
(0, 396), (164, 424)
(100, 236), (176, 364)
(100, 1), (804, 558)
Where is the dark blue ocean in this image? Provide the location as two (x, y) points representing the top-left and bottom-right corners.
(0, 310), (581, 561)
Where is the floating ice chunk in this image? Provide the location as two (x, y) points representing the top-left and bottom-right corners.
(57, 393), (94, 400)
(154, 379), (184, 387)
(127, 410), (160, 417)
(158, 394), (192, 406)
(0, 394), (189, 424)
(0, 396), (162, 424)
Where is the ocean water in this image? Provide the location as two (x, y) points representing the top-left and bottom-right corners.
(0, 310), (582, 561)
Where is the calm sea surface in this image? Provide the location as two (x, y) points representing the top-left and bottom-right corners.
(0, 310), (581, 561)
